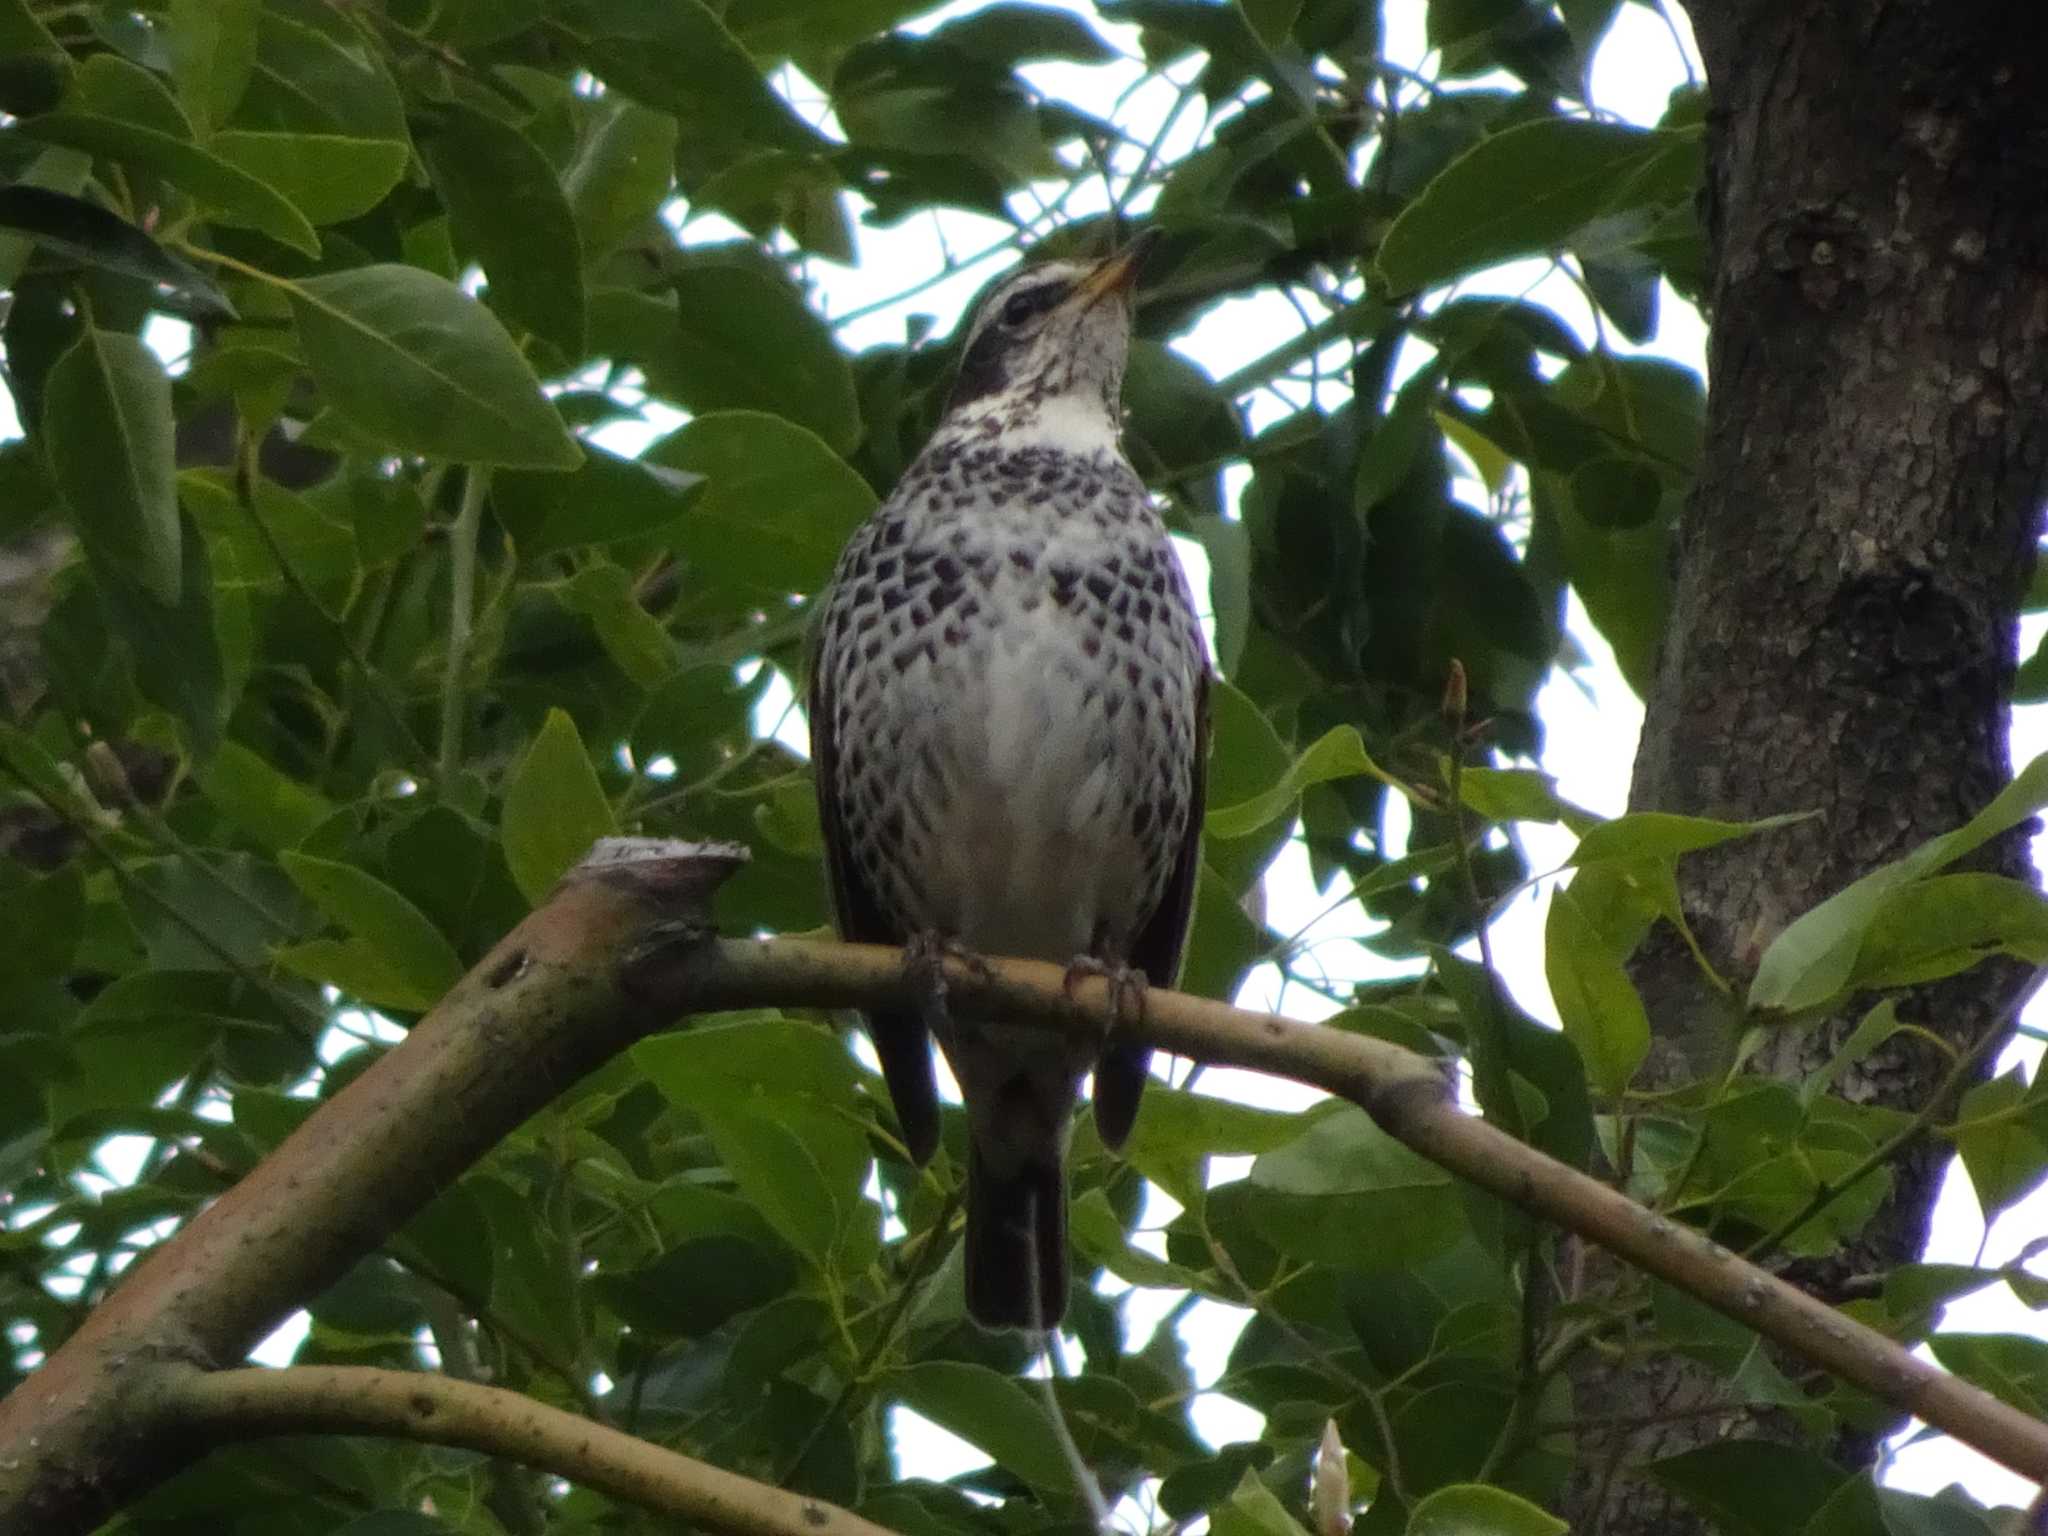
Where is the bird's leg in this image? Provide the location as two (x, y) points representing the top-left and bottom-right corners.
(904, 930), (994, 1037)
(1062, 954), (1149, 1040)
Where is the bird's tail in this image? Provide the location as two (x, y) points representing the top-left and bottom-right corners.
(965, 1141), (1067, 1329)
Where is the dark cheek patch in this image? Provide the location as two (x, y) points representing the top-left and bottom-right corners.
(951, 330), (1014, 406)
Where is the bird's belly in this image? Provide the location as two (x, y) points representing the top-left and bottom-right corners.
(894, 618), (1155, 962)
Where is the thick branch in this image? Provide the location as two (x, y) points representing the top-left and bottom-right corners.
(3, 838), (2045, 1533)
(155, 1365), (896, 1536)
(667, 938), (2048, 1483)
(0, 837), (747, 1533)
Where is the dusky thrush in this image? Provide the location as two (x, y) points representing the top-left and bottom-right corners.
(811, 237), (1208, 1328)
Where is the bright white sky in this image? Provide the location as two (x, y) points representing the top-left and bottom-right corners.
(6, 0), (2043, 1515)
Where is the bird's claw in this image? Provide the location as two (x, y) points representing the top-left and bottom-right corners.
(1062, 955), (1149, 1040)
(904, 932), (992, 1035)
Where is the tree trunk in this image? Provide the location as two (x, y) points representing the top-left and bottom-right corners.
(1572, 2), (2048, 1527)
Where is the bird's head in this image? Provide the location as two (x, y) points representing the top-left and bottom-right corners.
(938, 232), (1158, 450)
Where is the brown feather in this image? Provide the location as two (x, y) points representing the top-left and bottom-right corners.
(1093, 670), (1209, 1150)
(808, 653), (942, 1166)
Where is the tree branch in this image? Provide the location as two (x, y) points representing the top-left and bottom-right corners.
(153, 1364), (898, 1536)
(3, 837), (2045, 1534)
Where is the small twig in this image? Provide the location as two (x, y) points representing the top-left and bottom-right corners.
(777, 1182), (963, 1485)
(1742, 963), (2048, 1259)
(438, 466), (489, 784)
(1441, 660), (1500, 980)
(233, 430), (430, 767)
(1034, 1329), (1113, 1533)
(0, 759), (324, 1034)
(420, 1288), (548, 1536)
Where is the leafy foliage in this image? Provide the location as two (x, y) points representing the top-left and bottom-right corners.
(0, 1), (2041, 1532)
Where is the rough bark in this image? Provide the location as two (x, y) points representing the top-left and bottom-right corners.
(1574, 1), (2048, 1527)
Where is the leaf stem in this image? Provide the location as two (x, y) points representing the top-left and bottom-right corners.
(1740, 964), (2048, 1259)
(439, 466), (489, 785)
(233, 429), (430, 766)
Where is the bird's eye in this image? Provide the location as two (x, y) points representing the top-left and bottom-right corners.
(1001, 287), (1057, 327)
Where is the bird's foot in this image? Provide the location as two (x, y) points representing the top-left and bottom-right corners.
(904, 931), (992, 1035)
(1062, 955), (1149, 1038)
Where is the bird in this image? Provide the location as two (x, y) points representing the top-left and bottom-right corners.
(810, 234), (1209, 1329)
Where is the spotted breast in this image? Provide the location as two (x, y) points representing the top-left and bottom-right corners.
(811, 239), (1208, 1328)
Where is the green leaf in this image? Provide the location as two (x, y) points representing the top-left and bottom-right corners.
(1200, 680), (1293, 894)
(1866, 1487), (2000, 1536)
(279, 852), (464, 1007)
(1205, 724), (1390, 838)
(1456, 766), (1594, 829)
(21, 104), (319, 255)
(198, 739), (334, 850)
(1241, 1103), (1463, 1267)
(420, 101), (585, 357)
(169, 0), (258, 129)
(1355, 365), (1443, 514)
(0, 865), (83, 991)
(1928, 1332), (2048, 1418)
(935, 3), (1120, 63)
(1573, 809), (1807, 866)
(287, 265), (582, 469)
(393, 1183), (495, 1307)
(209, 130), (408, 227)
(1749, 753), (2048, 1013)
(691, 1105), (842, 1266)
(1800, 1000), (1907, 1109)
(1529, 467), (1666, 696)
(0, 186), (235, 320)
(270, 937), (424, 1014)
(1849, 872), (2048, 990)
(562, 95), (677, 261)
(694, 151), (855, 262)
(1194, 512), (1250, 675)
(1649, 1440), (1844, 1536)
(97, 510), (228, 756)
(1069, 1188), (1211, 1290)
(43, 327), (182, 605)
(493, 444), (701, 558)
(0, 0), (69, 114)
(560, 561), (675, 688)
(1212, 1468), (1311, 1536)
(1407, 1484), (1567, 1536)
(593, 1234), (798, 1336)
(1378, 118), (1701, 295)
(1569, 454), (1663, 528)
(657, 265), (862, 452)
(1158, 1446), (1281, 1521)
(1947, 1068), (2048, 1220)
(331, 1516), (453, 1536)
(1125, 1067), (1307, 1209)
(180, 466), (358, 617)
(634, 1019), (873, 1270)
(1545, 882), (1649, 1097)
(564, 0), (829, 158)
(207, 6), (409, 225)
(631, 664), (758, 784)
(0, 146), (89, 291)
(1438, 949), (1595, 1169)
(500, 708), (617, 905)
(647, 411), (876, 600)
(885, 1362), (1078, 1502)
(1177, 864), (1263, 1041)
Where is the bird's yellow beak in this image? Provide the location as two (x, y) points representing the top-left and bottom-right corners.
(1073, 230), (1160, 304)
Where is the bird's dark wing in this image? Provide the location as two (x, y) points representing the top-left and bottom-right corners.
(809, 642), (942, 1166)
(1094, 669), (1209, 1150)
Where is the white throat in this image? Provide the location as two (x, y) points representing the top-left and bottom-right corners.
(943, 392), (1123, 456)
